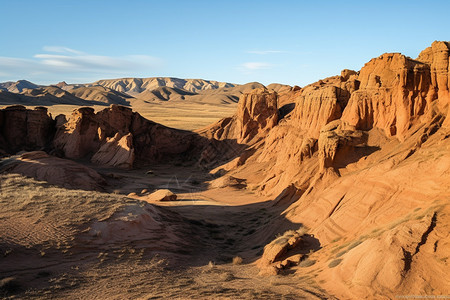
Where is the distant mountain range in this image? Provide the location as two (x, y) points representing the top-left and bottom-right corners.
(0, 80), (39, 93)
(0, 77), (293, 107)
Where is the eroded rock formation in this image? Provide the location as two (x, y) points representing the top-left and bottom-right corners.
(203, 41), (450, 299)
(0, 104), (199, 169)
(53, 104), (196, 164)
(235, 88), (278, 143)
(0, 106), (55, 154)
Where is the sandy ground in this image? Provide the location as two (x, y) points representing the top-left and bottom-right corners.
(0, 161), (329, 299)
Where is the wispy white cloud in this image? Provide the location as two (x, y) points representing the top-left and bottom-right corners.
(0, 46), (162, 83)
(42, 46), (84, 55)
(246, 50), (287, 55)
(241, 62), (273, 70)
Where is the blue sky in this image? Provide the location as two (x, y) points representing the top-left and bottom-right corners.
(0, 0), (449, 86)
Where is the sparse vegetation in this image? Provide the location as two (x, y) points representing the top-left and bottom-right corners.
(328, 259), (343, 268)
(336, 250), (347, 258)
(299, 259), (316, 268)
(273, 228), (307, 245)
(347, 240), (363, 250)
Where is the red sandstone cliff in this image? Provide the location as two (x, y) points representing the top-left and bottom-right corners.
(201, 41), (450, 298)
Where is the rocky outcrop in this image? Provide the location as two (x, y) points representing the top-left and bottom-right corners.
(340, 69), (357, 81)
(53, 105), (196, 162)
(318, 120), (366, 172)
(209, 175), (246, 189)
(199, 88), (279, 143)
(196, 88), (279, 167)
(235, 88), (278, 143)
(91, 133), (135, 169)
(341, 53), (433, 138)
(417, 41), (450, 104)
(0, 106), (55, 154)
(145, 189), (177, 201)
(258, 229), (305, 275)
(291, 84), (348, 138)
(0, 151), (106, 191)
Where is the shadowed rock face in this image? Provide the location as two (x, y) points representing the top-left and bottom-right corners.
(53, 105), (197, 167)
(0, 106), (55, 154)
(0, 104), (198, 168)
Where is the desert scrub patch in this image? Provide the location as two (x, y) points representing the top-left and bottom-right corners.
(272, 228), (307, 245)
(335, 250), (347, 258)
(334, 238), (365, 259)
(347, 240), (363, 250)
(331, 237), (342, 243)
(331, 242), (350, 254)
(274, 237), (289, 245)
(298, 259), (316, 268)
(328, 259), (342, 268)
(370, 228), (381, 234)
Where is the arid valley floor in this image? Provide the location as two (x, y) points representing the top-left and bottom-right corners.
(1, 42), (450, 299)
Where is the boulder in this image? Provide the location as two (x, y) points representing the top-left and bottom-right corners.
(146, 189), (177, 201)
(209, 175), (246, 189)
(259, 230), (304, 267)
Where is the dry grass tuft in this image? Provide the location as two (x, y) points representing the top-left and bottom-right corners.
(232, 256), (243, 265)
(328, 259), (343, 268)
(299, 259), (316, 268)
